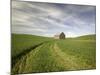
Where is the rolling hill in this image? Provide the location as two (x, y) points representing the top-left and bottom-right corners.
(75, 34), (96, 40)
(11, 34), (96, 74)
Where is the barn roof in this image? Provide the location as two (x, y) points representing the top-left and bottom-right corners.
(54, 32), (65, 36)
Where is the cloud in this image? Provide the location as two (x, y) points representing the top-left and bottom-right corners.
(12, 0), (96, 37)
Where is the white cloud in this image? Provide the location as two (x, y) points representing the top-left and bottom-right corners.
(12, 1), (96, 37)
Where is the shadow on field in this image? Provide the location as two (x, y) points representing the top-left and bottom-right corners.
(11, 41), (48, 69)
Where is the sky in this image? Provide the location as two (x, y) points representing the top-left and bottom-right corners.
(12, 0), (96, 37)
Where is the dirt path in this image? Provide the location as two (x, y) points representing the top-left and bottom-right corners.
(50, 43), (80, 70)
(11, 43), (45, 74)
(12, 42), (91, 74)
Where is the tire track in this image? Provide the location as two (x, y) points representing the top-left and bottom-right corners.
(50, 43), (80, 70)
(12, 42), (55, 74)
(11, 42), (47, 74)
(12, 41), (92, 74)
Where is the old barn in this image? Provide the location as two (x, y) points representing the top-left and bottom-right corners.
(54, 32), (65, 39)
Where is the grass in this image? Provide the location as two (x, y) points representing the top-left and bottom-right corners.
(56, 38), (96, 69)
(11, 34), (96, 74)
(74, 34), (96, 40)
(11, 34), (52, 58)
